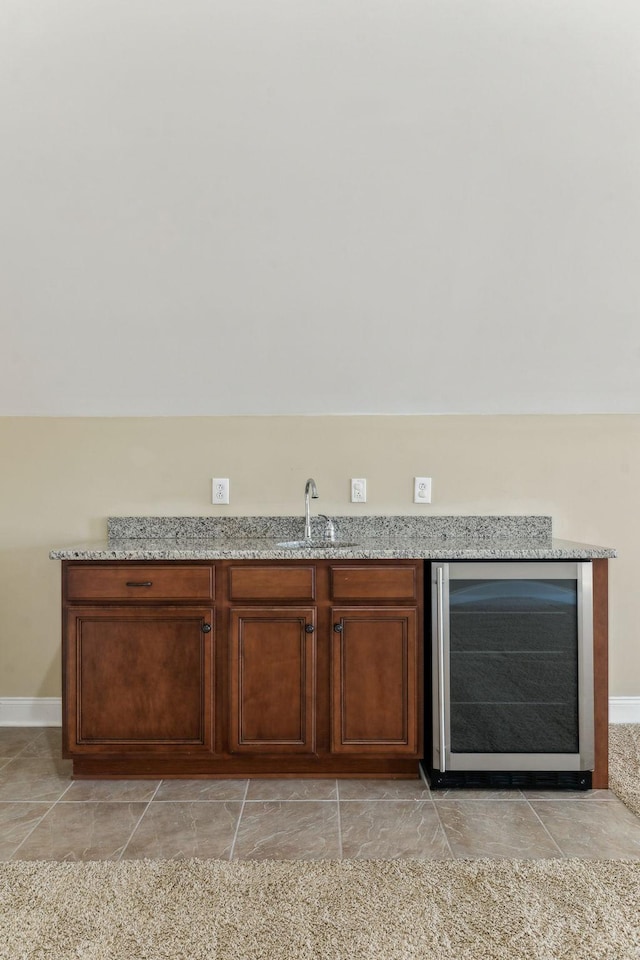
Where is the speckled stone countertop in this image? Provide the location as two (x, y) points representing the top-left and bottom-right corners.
(49, 516), (617, 561)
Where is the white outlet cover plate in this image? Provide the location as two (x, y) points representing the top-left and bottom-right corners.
(351, 478), (367, 503)
(414, 477), (432, 503)
(212, 478), (230, 504)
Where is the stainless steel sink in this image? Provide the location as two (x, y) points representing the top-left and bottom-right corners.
(276, 540), (358, 549)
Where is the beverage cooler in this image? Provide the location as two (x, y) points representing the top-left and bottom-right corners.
(425, 561), (594, 789)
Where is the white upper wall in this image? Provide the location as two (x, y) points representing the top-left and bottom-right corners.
(2, 0), (639, 415)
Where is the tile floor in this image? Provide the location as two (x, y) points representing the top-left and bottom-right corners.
(2, 727), (640, 862)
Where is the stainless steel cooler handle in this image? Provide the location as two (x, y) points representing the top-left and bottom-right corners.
(436, 565), (447, 772)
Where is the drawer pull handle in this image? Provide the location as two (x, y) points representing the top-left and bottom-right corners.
(201, 623), (212, 634)
(305, 623), (315, 634)
(333, 622), (343, 633)
(126, 581), (153, 588)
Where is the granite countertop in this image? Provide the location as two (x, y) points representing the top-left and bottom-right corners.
(49, 516), (617, 561)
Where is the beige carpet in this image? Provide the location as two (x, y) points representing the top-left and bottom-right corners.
(1, 727), (639, 960)
(609, 723), (640, 819)
(1, 857), (639, 960)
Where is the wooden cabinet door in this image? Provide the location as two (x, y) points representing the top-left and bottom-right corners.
(229, 607), (316, 754)
(331, 607), (420, 756)
(64, 606), (214, 755)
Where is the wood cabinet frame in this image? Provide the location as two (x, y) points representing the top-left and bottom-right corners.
(62, 558), (424, 779)
(60, 557), (607, 784)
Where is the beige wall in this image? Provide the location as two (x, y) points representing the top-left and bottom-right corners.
(3, 6), (637, 702)
(2, 0), (640, 416)
(0, 415), (637, 698)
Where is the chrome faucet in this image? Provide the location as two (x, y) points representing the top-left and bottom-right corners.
(304, 478), (318, 540)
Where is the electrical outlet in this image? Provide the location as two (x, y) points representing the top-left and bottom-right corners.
(212, 478), (230, 504)
(414, 477), (432, 504)
(351, 478), (367, 503)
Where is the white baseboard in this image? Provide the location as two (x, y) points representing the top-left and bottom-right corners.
(609, 697), (640, 724)
(1, 696), (639, 727)
(0, 698), (62, 726)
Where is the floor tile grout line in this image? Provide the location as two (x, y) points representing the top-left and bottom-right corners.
(1, 799), (71, 804)
(9, 804), (56, 859)
(521, 796), (618, 801)
(3, 795), (566, 804)
(335, 781), (343, 859)
(338, 796), (435, 803)
(57, 798), (163, 804)
(430, 794), (456, 860)
(432, 797), (530, 803)
(116, 781), (163, 862)
(9, 729), (50, 762)
(245, 796), (387, 803)
(3, 795), (567, 805)
(150, 796), (335, 803)
(141, 797), (252, 807)
(524, 799), (566, 858)
(9, 773), (75, 858)
(228, 780), (250, 861)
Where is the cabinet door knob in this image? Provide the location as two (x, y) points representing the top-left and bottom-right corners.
(304, 623), (315, 634)
(201, 623), (212, 633)
(333, 622), (343, 633)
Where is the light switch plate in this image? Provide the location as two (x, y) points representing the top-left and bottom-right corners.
(414, 477), (432, 504)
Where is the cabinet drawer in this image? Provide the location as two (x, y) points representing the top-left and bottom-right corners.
(229, 565), (315, 601)
(65, 564), (214, 602)
(330, 565), (418, 602)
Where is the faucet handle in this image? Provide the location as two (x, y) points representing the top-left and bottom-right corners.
(317, 514), (336, 542)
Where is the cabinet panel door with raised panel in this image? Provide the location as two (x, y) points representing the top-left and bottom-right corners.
(64, 606), (214, 754)
(331, 607), (420, 756)
(229, 607), (316, 754)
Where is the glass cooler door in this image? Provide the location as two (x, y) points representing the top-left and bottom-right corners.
(432, 562), (594, 772)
